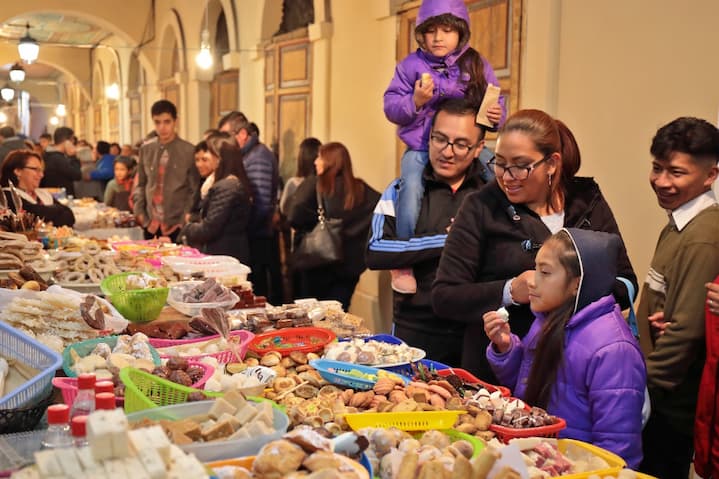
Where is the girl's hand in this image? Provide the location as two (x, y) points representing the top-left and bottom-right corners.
(483, 311), (511, 353)
(648, 311), (666, 339)
(706, 282), (719, 316)
(413, 78), (434, 110)
(510, 270), (534, 304)
(486, 103), (502, 125)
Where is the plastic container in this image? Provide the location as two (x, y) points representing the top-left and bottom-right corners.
(413, 429), (484, 459)
(556, 439), (626, 479)
(247, 327), (336, 356)
(490, 417), (567, 443)
(344, 410), (465, 431)
(95, 381), (114, 394)
(70, 415), (88, 447)
(69, 374), (95, 419)
(41, 405), (73, 449)
(0, 389), (54, 435)
(309, 359), (409, 390)
(0, 321), (62, 410)
(204, 453), (369, 479)
(166, 281), (240, 317)
(436, 368), (512, 397)
(61, 335), (162, 377)
(125, 399), (290, 463)
(95, 392), (116, 410)
(155, 330), (254, 364)
(120, 368), (223, 413)
(100, 272), (169, 323)
(0, 429), (46, 474)
(384, 359), (451, 377)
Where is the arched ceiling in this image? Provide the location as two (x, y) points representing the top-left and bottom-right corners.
(0, 13), (111, 46)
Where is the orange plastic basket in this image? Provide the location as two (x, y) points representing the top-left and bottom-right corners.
(247, 327), (336, 356)
(436, 368), (511, 397)
(490, 417), (567, 443)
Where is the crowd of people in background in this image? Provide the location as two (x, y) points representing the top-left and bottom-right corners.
(0, 0), (716, 476)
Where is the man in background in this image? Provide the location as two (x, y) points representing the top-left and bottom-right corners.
(0, 126), (27, 162)
(41, 126), (81, 197)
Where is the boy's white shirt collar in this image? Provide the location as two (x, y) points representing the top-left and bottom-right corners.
(670, 190), (718, 231)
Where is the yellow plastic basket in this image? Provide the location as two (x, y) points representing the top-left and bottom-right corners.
(344, 410), (464, 431)
(120, 367), (222, 413)
(556, 439), (626, 479)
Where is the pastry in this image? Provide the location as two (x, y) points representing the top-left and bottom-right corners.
(253, 440), (307, 477)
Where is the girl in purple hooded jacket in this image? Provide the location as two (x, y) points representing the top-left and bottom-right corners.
(384, 0), (505, 294)
(483, 228), (646, 468)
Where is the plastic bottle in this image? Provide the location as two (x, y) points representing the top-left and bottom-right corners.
(70, 415), (88, 447)
(70, 374), (96, 419)
(42, 404), (73, 449)
(95, 380), (114, 395)
(95, 392), (116, 410)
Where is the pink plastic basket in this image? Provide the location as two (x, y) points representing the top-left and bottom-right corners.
(155, 330), (254, 363)
(52, 360), (214, 409)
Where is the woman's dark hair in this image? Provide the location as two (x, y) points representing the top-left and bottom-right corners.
(316, 142), (365, 210)
(194, 140), (209, 154)
(499, 109), (581, 212)
(207, 133), (253, 202)
(296, 137), (321, 177)
(0, 149), (42, 187)
(414, 14), (487, 108)
(523, 231), (581, 409)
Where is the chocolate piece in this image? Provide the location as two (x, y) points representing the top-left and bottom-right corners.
(168, 370), (192, 387)
(79, 296), (105, 330)
(167, 357), (189, 371)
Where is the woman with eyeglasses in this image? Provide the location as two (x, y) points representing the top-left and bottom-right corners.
(431, 109), (637, 383)
(0, 149), (75, 227)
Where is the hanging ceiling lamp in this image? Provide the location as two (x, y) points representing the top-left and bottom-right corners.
(195, 29), (213, 70)
(9, 63), (25, 83)
(18, 23), (39, 64)
(0, 84), (15, 102)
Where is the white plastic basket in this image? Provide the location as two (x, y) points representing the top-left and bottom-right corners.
(167, 281), (240, 316)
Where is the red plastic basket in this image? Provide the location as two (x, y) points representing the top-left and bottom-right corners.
(247, 327), (336, 356)
(155, 330), (254, 363)
(436, 368), (511, 397)
(490, 417), (567, 443)
(52, 360), (214, 408)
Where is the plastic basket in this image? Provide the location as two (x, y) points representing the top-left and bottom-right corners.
(384, 359), (451, 377)
(556, 439), (626, 479)
(0, 321), (62, 410)
(344, 410), (465, 431)
(205, 453), (369, 478)
(0, 429), (45, 475)
(53, 360), (214, 408)
(436, 368), (512, 397)
(100, 272), (169, 323)
(413, 429), (484, 459)
(309, 359), (409, 390)
(126, 399), (289, 463)
(156, 330), (254, 364)
(248, 327), (336, 356)
(490, 416), (567, 443)
(339, 334), (404, 345)
(62, 335), (162, 377)
(120, 367), (224, 413)
(0, 387), (54, 434)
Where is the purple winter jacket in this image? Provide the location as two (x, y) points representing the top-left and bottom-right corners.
(383, 0), (506, 150)
(486, 229), (646, 468)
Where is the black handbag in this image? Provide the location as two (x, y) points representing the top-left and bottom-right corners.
(292, 190), (344, 270)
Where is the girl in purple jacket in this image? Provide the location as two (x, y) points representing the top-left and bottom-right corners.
(483, 228), (646, 468)
(383, 0), (505, 295)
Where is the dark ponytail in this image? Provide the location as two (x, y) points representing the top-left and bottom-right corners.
(523, 232), (581, 409)
(457, 48), (488, 108)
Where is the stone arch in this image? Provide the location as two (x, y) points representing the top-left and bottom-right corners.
(0, 7), (157, 85)
(156, 8), (187, 79)
(128, 53), (143, 90)
(92, 62), (105, 101)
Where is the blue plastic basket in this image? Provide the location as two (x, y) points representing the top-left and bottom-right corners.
(383, 359), (451, 377)
(309, 359), (409, 390)
(0, 322), (62, 410)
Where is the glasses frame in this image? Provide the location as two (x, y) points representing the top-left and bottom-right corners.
(22, 166), (44, 173)
(429, 132), (480, 158)
(488, 155), (552, 180)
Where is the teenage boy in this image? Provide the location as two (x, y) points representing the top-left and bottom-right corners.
(638, 117), (719, 479)
(133, 100), (199, 242)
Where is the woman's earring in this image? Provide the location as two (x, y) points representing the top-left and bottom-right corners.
(548, 173), (553, 187)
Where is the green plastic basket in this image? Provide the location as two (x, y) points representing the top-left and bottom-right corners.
(100, 272), (169, 323)
(62, 335), (162, 377)
(120, 367), (223, 413)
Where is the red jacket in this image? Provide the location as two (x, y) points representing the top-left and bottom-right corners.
(695, 274), (719, 479)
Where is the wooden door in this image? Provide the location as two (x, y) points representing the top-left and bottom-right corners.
(210, 69), (239, 127)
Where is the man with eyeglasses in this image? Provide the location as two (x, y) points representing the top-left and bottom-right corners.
(366, 98), (490, 366)
(41, 126), (81, 197)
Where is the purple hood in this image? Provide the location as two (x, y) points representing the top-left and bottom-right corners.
(416, 0), (470, 28)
